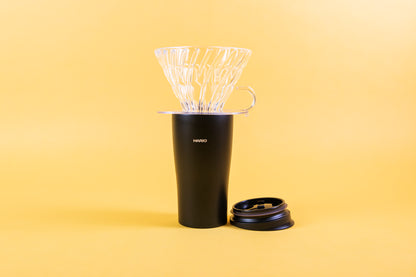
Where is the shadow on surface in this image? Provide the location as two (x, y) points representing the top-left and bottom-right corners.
(43, 207), (178, 228)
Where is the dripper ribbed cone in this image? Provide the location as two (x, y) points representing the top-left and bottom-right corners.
(155, 46), (255, 113)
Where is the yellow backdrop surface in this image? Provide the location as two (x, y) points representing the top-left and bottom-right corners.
(1, 0), (416, 276)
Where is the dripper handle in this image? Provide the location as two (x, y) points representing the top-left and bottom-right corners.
(236, 86), (256, 113)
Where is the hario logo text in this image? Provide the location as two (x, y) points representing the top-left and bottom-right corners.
(193, 139), (208, 143)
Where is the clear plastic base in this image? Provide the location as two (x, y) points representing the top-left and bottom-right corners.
(158, 110), (248, 115)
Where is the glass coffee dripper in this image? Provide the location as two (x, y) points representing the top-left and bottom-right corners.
(155, 46), (256, 114)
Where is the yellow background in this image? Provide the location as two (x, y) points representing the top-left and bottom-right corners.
(1, 0), (416, 276)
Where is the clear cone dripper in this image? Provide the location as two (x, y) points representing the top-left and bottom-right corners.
(155, 46), (256, 114)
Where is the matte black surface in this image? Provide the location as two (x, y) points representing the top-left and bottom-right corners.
(230, 197), (294, 231)
(172, 114), (233, 228)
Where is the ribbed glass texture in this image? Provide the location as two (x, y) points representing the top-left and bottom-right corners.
(155, 46), (252, 113)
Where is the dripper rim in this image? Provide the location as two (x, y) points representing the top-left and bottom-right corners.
(154, 46), (252, 54)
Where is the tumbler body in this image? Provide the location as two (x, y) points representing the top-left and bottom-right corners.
(172, 114), (233, 228)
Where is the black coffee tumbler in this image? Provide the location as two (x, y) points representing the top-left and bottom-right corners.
(155, 46), (256, 228)
(172, 113), (233, 228)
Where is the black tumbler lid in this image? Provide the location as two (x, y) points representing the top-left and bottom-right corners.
(230, 197), (294, 231)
